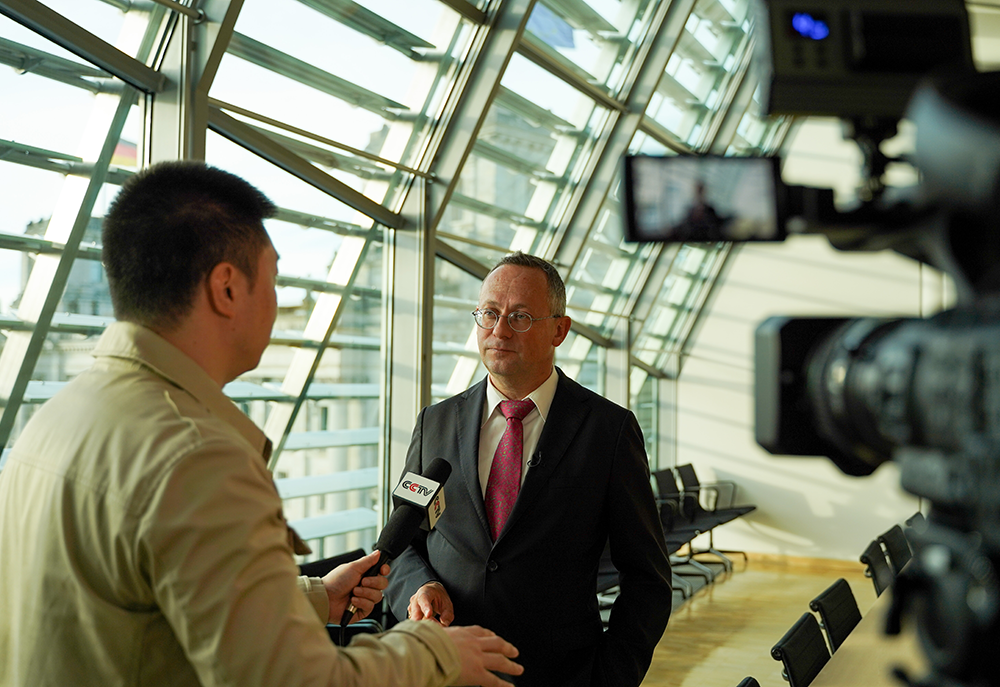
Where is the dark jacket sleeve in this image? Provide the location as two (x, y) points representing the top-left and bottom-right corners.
(595, 411), (672, 687)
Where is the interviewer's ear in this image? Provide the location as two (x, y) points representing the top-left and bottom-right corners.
(205, 261), (240, 318)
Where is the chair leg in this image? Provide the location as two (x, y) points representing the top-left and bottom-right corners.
(689, 528), (748, 573)
(671, 553), (717, 583)
(691, 548), (733, 573)
(671, 572), (694, 598)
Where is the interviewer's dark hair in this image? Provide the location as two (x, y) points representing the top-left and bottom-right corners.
(489, 251), (567, 316)
(102, 161), (276, 330)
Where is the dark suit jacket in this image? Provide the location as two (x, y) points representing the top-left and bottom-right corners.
(386, 369), (672, 687)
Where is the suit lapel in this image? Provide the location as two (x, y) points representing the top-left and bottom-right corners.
(498, 370), (591, 541)
(454, 378), (493, 542)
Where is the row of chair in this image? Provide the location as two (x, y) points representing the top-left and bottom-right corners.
(767, 512), (924, 687)
(652, 464), (757, 597)
(769, 577), (863, 687)
(860, 512), (921, 596)
(597, 463), (757, 606)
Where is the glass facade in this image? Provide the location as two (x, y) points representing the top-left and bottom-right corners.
(0, 0), (788, 558)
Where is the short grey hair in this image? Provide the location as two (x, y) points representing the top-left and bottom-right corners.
(488, 251), (566, 316)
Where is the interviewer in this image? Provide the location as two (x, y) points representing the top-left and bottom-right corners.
(0, 161), (521, 687)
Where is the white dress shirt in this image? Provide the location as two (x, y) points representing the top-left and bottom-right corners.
(477, 368), (559, 496)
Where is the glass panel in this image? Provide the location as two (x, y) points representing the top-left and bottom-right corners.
(0, 248), (26, 321)
(645, 0), (753, 148)
(431, 258), (484, 404)
(632, 371), (657, 463)
(565, 174), (658, 339)
(272, 270), (384, 557)
(0, 4), (151, 449)
(633, 243), (727, 374)
(35, 0), (128, 46)
(558, 329), (602, 393)
(222, 0), (474, 178)
(726, 85), (790, 156)
(523, 0), (657, 96)
(437, 55), (611, 260)
(205, 128), (387, 553)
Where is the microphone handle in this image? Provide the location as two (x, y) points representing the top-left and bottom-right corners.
(362, 550), (389, 578)
(340, 549), (390, 626)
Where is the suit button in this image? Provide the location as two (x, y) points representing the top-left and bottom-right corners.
(487, 560), (499, 572)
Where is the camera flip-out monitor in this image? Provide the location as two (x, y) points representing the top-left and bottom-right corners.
(622, 155), (788, 244)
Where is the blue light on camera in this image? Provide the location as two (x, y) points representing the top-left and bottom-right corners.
(791, 12), (830, 40)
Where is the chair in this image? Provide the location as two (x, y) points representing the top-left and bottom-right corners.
(808, 578), (861, 652)
(326, 619), (385, 646)
(770, 612), (830, 687)
(859, 539), (895, 596)
(905, 511), (926, 530)
(878, 524), (913, 575)
(904, 511), (927, 547)
(596, 540), (620, 598)
(652, 469), (698, 525)
(674, 463), (756, 569)
(596, 541), (620, 624)
(651, 470), (717, 592)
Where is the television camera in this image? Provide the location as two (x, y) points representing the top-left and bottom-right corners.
(624, 1), (1000, 685)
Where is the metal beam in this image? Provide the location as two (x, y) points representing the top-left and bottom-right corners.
(209, 97), (433, 179)
(516, 34), (624, 114)
(149, 0), (203, 21)
(436, 0), (486, 25)
(0, 0), (167, 93)
(145, 0), (244, 162)
(208, 107), (406, 229)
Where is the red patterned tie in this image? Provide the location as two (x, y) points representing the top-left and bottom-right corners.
(485, 399), (535, 541)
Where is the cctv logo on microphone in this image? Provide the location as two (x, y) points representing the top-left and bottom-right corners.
(393, 471), (447, 529)
(401, 480), (434, 497)
(393, 472), (443, 508)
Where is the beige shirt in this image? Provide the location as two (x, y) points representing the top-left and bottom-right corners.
(0, 322), (459, 687)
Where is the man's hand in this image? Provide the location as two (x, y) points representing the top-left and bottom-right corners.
(444, 625), (522, 687)
(321, 550), (389, 623)
(408, 581), (455, 626)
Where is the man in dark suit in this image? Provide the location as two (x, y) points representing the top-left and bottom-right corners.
(386, 252), (672, 687)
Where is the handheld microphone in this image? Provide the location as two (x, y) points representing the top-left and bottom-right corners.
(340, 458), (451, 626)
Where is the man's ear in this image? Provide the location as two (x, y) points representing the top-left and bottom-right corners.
(552, 315), (572, 347)
(205, 262), (239, 318)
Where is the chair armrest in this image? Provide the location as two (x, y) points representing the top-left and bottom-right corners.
(684, 481), (739, 510)
(657, 492), (697, 521)
(327, 619), (384, 646)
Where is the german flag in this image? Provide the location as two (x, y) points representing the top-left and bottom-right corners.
(111, 139), (137, 168)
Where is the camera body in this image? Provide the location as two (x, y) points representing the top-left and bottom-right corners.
(760, 0), (972, 119)
(623, 2), (1000, 684)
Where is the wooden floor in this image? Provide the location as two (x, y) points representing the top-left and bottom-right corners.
(641, 555), (878, 687)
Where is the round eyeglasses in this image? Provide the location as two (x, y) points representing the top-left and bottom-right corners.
(472, 309), (562, 333)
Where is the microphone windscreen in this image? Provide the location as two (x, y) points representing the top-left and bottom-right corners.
(423, 457), (453, 485)
(375, 459), (453, 559)
(375, 506), (424, 559)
